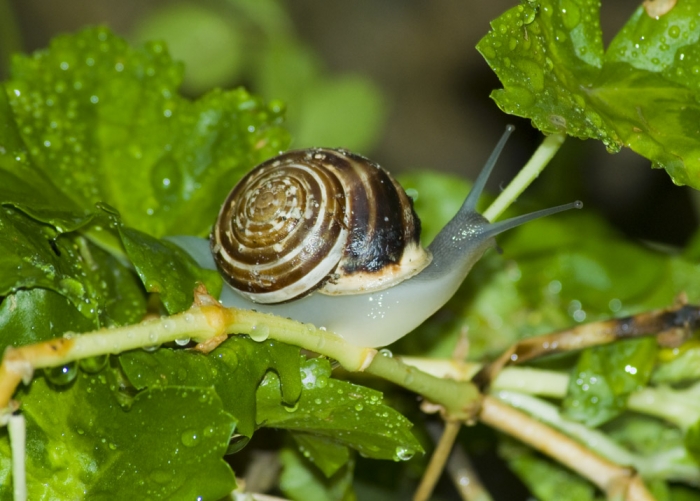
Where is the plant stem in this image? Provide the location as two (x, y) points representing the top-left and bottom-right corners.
(479, 395), (654, 501)
(483, 133), (565, 222)
(0, 299), (482, 419)
(493, 390), (700, 484)
(8, 414), (26, 501)
(414, 421), (463, 501)
(627, 383), (700, 430)
(365, 354), (481, 420)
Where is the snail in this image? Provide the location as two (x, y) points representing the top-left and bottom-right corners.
(173, 126), (581, 347)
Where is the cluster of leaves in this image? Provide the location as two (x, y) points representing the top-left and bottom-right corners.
(478, 0), (700, 189)
(0, 28), (419, 500)
(3, 0), (700, 499)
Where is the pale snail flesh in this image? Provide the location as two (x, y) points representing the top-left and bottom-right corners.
(173, 126), (582, 347)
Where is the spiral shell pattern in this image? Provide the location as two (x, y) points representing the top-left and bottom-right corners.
(211, 148), (430, 304)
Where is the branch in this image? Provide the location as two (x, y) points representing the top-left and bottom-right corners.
(475, 302), (700, 387)
(414, 420), (463, 501)
(479, 395), (654, 501)
(0, 290), (481, 420)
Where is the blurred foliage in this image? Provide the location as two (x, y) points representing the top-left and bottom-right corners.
(0, 0), (22, 81)
(131, 0), (387, 153)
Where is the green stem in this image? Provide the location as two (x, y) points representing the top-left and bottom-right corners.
(8, 414), (26, 501)
(491, 367), (568, 398)
(365, 354), (481, 419)
(626, 383), (700, 431)
(1, 302), (482, 419)
(483, 133), (565, 222)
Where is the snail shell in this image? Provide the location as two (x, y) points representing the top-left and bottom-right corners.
(211, 149), (431, 304)
(173, 126), (581, 347)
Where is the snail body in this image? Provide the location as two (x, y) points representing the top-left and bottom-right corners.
(174, 127), (580, 347)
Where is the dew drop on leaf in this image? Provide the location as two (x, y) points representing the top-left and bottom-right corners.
(284, 401), (299, 413)
(79, 355), (109, 373)
(394, 447), (414, 461)
(181, 429), (200, 447)
(44, 362), (78, 385)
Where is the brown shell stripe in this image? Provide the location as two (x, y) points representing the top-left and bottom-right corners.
(212, 152), (346, 298)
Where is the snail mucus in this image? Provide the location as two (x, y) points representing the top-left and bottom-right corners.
(174, 126), (581, 347)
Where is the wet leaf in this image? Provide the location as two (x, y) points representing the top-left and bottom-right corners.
(5, 27), (289, 238)
(256, 357), (423, 462)
(290, 432), (351, 478)
(478, 0), (700, 189)
(119, 337), (302, 438)
(563, 338), (657, 427)
(0, 208), (145, 323)
(0, 374), (236, 500)
(279, 446), (355, 501)
(119, 225), (221, 314)
(0, 288), (96, 354)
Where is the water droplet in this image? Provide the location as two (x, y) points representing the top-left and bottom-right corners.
(609, 298), (622, 312)
(181, 429), (200, 447)
(174, 337), (190, 346)
(79, 355), (109, 373)
(560, 0), (581, 30)
(354, 403), (364, 411)
(379, 348), (393, 358)
(250, 323), (270, 342)
(284, 401), (299, 413)
(394, 447), (414, 461)
(44, 362), (78, 385)
(668, 25), (681, 38)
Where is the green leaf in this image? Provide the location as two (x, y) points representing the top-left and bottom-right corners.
(6, 26), (289, 238)
(0, 87), (93, 233)
(0, 373), (236, 500)
(291, 432), (351, 478)
(685, 419), (700, 465)
(279, 446), (356, 501)
(119, 337), (302, 438)
(293, 76), (387, 151)
(563, 337), (658, 427)
(397, 171), (472, 247)
(478, 0), (700, 189)
(131, 3), (245, 94)
(255, 40), (386, 152)
(257, 357), (423, 462)
(119, 225), (222, 314)
(654, 343), (700, 384)
(0, 208), (145, 324)
(0, 288), (96, 354)
(502, 441), (600, 501)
